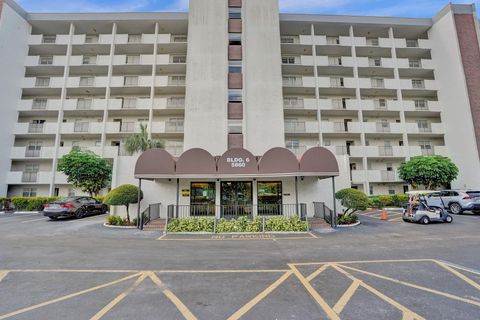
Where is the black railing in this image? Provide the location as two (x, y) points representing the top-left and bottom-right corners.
(313, 202), (334, 225)
(137, 203), (161, 230)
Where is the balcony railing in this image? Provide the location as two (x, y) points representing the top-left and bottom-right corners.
(25, 149), (41, 157)
(165, 121), (184, 133)
(336, 146), (349, 155)
(22, 172), (38, 183)
(381, 171), (397, 181)
(74, 122), (90, 133)
(168, 76), (186, 86)
(167, 97), (185, 109)
(120, 122), (135, 133)
(421, 147), (434, 156)
(28, 123), (44, 133)
(376, 123), (391, 133)
(379, 146), (393, 156)
(285, 121), (306, 133)
(333, 122), (347, 132)
(284, 98), (304, 109)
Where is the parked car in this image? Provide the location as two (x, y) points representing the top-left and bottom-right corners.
(424, 190), (480, 214)
(43, 196), (108, 220)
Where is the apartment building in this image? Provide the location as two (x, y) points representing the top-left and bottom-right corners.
(1, 0), (480, 216)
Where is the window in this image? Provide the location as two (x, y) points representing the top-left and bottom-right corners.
(190, 182), (216, 209)
(416, 120), (431, 132)
(229, 63), (242, 74)
(172, 35), (187, 43)
(284, 97), (303, 108)
(22, 188), (37, 197)
(375, 99), (387, 109)
(128, 34), (142, 43)
(122, 97), (137, 109)
(414, 99), (428, 110)
(167, 97), (185, 108)
(328, 56), (342, 66)
(126, 55), (140, 65)
(286, 140), (300, 149)
(26, 141), (42, 157)
(280, 36), (295, 44)
(39, 56), (53, 65)
(77, 98), (92, 110)
(388, 188), (396, 195)
(229, 8), (241, 19)
(32, 98), (48, 110)
(23, 164), (39, 183)
(419, 141), (433, 155)
(283, 76), (300, 86)
(366, 37), (379, 46)
(169, 76), (186, 85)
(409, 58), (421, 68)
(412, 79), (425, 88)
(282, 56), (297, 64)
(369, 57), (381, 67)
(85, 35), (99, 44)
(257, 182), (282, 210)
(327, 36), (340, 45)
(171, 55), (186, 64)
(35, 77), (50, 87)
(83, 55), (97, 65)
(371, 78), (385, 88)
(42, 35), (56, 44)
(332, 98), (347, 109)
(229, 33), (242, 45)
(369, 186), (374, 195)
(229, 90), (242, 102)
(124, 76), (139, 86)
(166, 118), (184, 132)
(68, 189), (76, 197)
(74, 120), (89, 133)
(406, 39), (419, 48)
(79, 76), (94, 86)
(330, 77), (344, 87)
(28, 120), (45, 133)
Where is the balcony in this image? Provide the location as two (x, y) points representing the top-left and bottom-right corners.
(400, 79), (437, 91)
(368, 170), (402, 182)
(67, 77), (109, 88)
(394, 38), (430, 49)
(318, 98), (360, 110)
(69, 55), (110, 66)
(284, 121), (318, 134)
(57, 146), (118, 158)
(362, 146), (408, 158)
(7, 171), (52, 184)
(362, 122), (403, 134)
(397, 58), (434, 69)
(10, 147), (55, 159)
(18, 99), (62, 111)
(71, 34), (114, 45)
(112, 54), (155, 65)
(409, 146), (448, 157)
(405, 123), (444, 134)
(63, 98), (107, 111)
(28, 34), (70, 45)
(282, 76), (315, 88)
(358, 78), (397, 89)
(165, 120), (184, 133)
(315, 56), (355, 67)
(287, 145), (308, 157)
(23, 77), (64, 89)
(114, 34), (156, 44)
(403, 100), (441, 112)
(354, 37), (392, 47)
(25, 55), (67, 67)
(356, 57), (395, 68)
(321, 121), (362, 133)
(361, 100), (401, 111)
(317, 77), (356, 88)
(61, 122), (103, 134)
(14, 123), (57, 135)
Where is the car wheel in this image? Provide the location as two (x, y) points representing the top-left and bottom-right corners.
(473, 211), (480, 215)
(449, 203), (463, 215)
(445, 215), (453, 223)
(101, 205), (108, 214)
(402, 218), (409, 222)
(421, 216), (430, 225)
(75, 208), (85, 219)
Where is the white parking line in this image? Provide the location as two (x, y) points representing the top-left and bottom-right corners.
(20, 218), (47, 224)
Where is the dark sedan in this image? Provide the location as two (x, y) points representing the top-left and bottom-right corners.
(43, 196), (108, 220)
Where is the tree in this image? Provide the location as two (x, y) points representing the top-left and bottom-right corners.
(335, 188), (369, 216)
(103, 184), (143, 223)
(398, 155), (459, 190)
(124, 124), (164, 155)
(58, 148), (112, 196)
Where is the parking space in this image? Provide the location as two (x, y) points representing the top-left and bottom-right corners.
(357, 209), (404, 222)
(0, 259), (479, 320)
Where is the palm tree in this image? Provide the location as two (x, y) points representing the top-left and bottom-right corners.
(124, 124), (164, 155)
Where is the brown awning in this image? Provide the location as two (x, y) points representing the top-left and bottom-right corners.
(299, 147), (339, 176)
(134, 147), (339, 179)
(217, 148), (258, 175)
(258, 147), (299, 175)
(175, 148), (217, 176)
(134, 149), (175, 179)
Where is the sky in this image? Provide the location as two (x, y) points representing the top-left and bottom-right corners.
(14, 0), (480, 18)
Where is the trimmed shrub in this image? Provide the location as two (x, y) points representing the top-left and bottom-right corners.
(335, 188), (368, 215)
(378, 195), (394, 208)
(392, 194), (408, 207)
(106, 215), (131, 226)
(8, 197), (60, 211)
(167, 218), (215, 233)
(368, 194), (408, 208)
(216, 217), (262, 233)
(338, 214), (358, 225)
(104, 184), (143, 223)
(264, 216), (308, 232)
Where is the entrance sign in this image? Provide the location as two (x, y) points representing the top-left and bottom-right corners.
(218, 149), (258, 175)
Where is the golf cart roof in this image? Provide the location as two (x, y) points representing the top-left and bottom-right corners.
(406, 190), (437, 196)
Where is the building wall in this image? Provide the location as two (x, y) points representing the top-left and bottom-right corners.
(429, 7), (480, 189)
(183, 0), (229, 155)
(243, 0), (285, 154)
(0, 2), (30, 196)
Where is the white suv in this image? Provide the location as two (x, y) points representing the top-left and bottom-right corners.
(425, 190), (480, 214)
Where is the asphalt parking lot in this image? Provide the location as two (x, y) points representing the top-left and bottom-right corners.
(0, 212), (479, 319)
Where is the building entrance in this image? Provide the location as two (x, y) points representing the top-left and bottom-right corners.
(220, 181), (253, 218)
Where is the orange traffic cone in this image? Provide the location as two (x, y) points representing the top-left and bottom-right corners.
(381, 208), (388, 221)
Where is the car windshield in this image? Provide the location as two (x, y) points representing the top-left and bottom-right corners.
(53, 197), (79, 203)
(466, 191), (480, 198)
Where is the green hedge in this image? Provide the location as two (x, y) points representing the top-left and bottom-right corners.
(0, 196), (107, 212)
(107, 215), (133, 226)
(368, 194), (408, 208)
(166, 216), (308, 233)
(338, 214), (358, 225)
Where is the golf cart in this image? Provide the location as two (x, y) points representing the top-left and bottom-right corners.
(402, 191), (453, 224)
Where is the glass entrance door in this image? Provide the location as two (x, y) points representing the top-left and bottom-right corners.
(257, 182), (283, 216)
(190, 182), (216, 216)
(220, 181), (253, 218)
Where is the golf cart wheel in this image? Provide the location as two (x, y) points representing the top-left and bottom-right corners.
(445, 215), (453, 223)
(421, 216), (430, 225)
(449, 203), (463, 214)
(75, 208), (85, 219)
